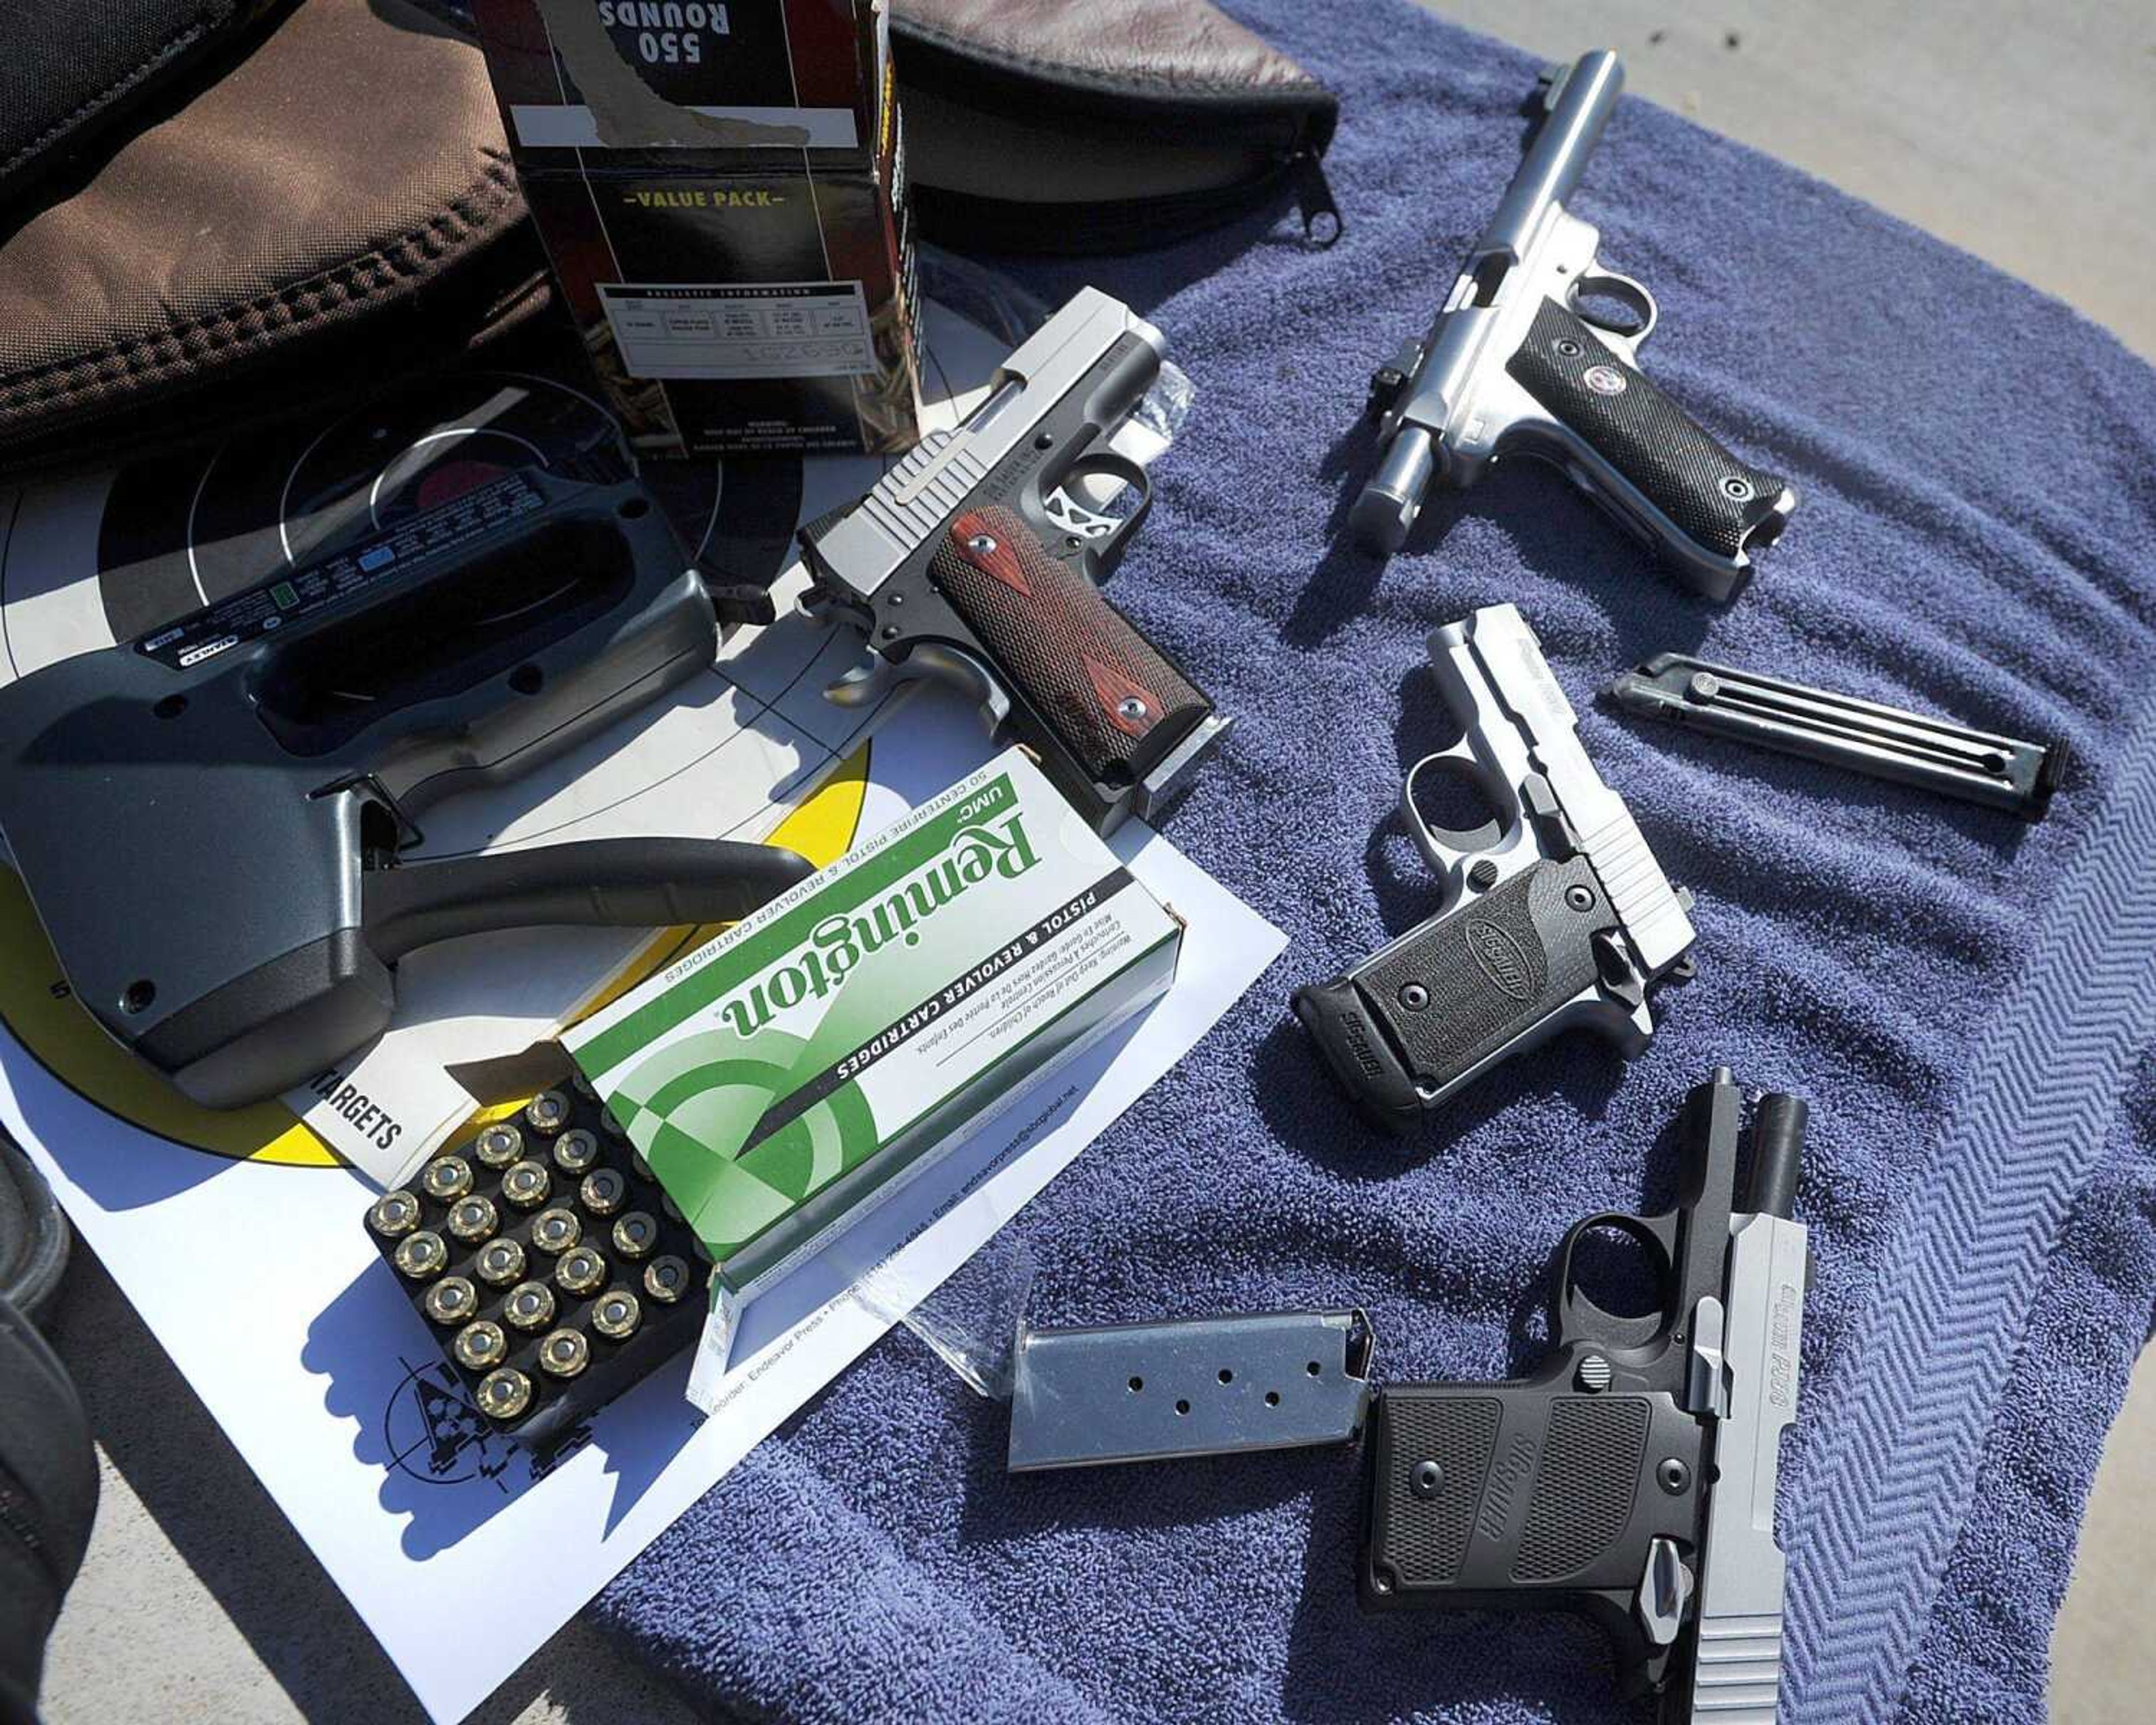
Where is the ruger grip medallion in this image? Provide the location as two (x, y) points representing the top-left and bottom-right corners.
(800, 288), (1229, 834)
(1353, 51), (1796, 598)
(1294, 604), (1693, 1131)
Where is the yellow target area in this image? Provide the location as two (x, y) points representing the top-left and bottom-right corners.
(0, 740), (872, 1170)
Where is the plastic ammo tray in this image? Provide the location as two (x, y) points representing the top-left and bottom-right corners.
(364, 1076), (705, 1448)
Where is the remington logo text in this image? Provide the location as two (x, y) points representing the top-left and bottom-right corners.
(719, 813), (1042, 1039)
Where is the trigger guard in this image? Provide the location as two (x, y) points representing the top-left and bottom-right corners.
(1552, 1211), (1675, 1352)
(1401, 751), (1505, 874)
(847, 639), (1013, 740)
(1062, 448), (1153, 562)
(1569, 268), (1659, 347)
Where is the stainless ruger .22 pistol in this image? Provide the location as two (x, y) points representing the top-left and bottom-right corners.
(802, 288), (1229, 835)
(1294, 604), (1694, 1131)
(1352, 51), (1796, 599)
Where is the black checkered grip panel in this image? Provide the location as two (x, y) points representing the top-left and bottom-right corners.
(928, 504), (1209, 790)
(1511, 1396), (1651, 1582)
(1374, 1394), (1501, 1587)
(1506, 297), (1787, 561)
(1355, 855), (1604, 1092)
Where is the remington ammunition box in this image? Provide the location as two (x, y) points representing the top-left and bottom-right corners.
(470, 0), (920, 455)
(567, 749), (1185, 1407)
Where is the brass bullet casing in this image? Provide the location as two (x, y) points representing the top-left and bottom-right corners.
(476, 1367), (532, 1420)
(392, 1230), (448, 1280)
(423, 1276), (479, 1326)
(643, 1255), (690, 1304)
(420, 1154), (473, 1203)
(529, 1207), (581, 1256)
(367, 1190), (422, 1240)
(503, 1281), (556, 1332)
(579, 1169), (627, 1216)
(600, 1106), (628, 1140)
(524, 1089), (571, 1135)
(473, 1121), (524, 1169)
(570, 1070), (597, 1101)
(446, 1194), (498, 1244)
(537, 1329), (590, 1379)
(551, 1128), (599, 1176)
(611, 1211), (660, 1260)
(591, 1288), (641, 1340)
(474, 1237), (526, 1287)
(555, 1245), (607, 1297)
(629, 1150), (656, 1184)
(501, 1159), (551, 1210)
(454, 1321), (509, 1371)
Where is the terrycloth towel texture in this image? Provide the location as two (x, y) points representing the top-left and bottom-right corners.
(596, 4), (2156, 1721)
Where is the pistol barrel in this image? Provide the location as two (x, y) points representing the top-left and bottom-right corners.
(1488, 50), (1624, 244)
(1745, 1093), (1808, 1220)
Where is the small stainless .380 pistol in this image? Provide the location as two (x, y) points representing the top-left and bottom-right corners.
(1294, 603), (1694, 1131)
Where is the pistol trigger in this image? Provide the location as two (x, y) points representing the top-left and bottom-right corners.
(821, 641), (1013, 740)
(1042, 486), (1120, 545)
(1634, 1536), (1694, 1649)
(905, 642), (1014, 741)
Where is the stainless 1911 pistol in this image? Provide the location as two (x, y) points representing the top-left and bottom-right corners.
(801, 287), (1230, 836)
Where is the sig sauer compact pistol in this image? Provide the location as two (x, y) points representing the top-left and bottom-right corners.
(1352, 50), (1796, 599)
(800, 288), (1231, 835)
(1294, 604), (1694, 1131)
(1362, 1069), (1809, 1719)
(1007, 1070), (1812, 1721)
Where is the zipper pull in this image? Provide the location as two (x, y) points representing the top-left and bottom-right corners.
(1294, 148), (1343, 247)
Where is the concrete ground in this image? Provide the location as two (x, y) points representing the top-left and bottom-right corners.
(35, 4), (2156, 1723)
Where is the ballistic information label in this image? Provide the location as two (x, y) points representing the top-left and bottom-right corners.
(598, 282), (876, 380)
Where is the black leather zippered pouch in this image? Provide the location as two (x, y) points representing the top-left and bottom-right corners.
(893, 0), (1340, 253)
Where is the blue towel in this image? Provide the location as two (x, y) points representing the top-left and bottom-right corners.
(596, 3), (2156, 1719)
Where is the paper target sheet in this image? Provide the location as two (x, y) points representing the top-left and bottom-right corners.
(0, 691), (1285, 1724)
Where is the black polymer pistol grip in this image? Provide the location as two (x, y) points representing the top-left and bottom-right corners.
(0, 455), (810, 1110)
(1362, 1071), (1809, 1715)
